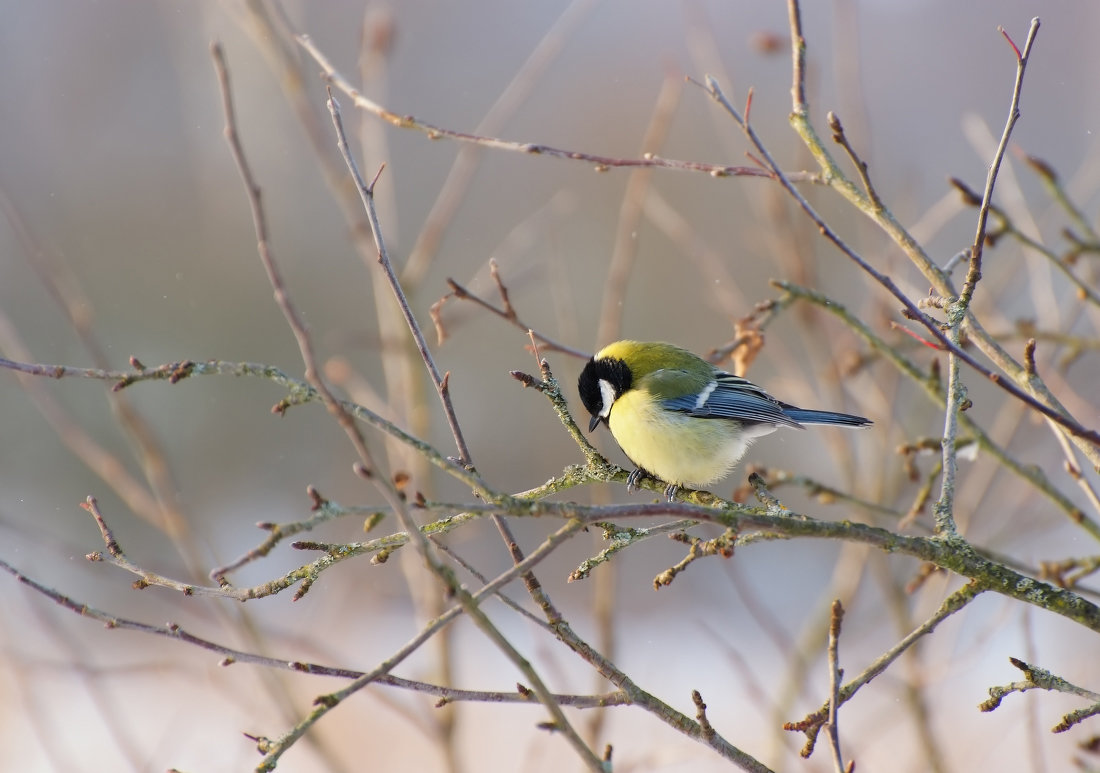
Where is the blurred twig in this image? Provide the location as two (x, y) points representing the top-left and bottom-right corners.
(402, 0), (603, 287)
(596, 68), (682, 345)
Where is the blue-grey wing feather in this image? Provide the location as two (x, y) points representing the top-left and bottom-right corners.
(662, 372), (803, 428)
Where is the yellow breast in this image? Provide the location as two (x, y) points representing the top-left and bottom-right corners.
(608, 389), (773, 489)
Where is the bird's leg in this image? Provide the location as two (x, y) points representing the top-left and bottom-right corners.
(663, 483), (680, 503)
(626, 468), (646, 493)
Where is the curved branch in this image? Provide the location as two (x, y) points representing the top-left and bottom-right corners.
(296, 34), (817, 183)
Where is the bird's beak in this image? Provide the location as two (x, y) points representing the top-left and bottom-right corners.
(588, 415), (602, 432)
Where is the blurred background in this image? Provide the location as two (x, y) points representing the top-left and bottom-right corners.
(1, 1), (1099, 771)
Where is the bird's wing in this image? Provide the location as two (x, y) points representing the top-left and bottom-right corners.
(660, 371), (803, 428)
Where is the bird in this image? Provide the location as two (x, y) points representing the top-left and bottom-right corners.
(577, 340), (871, 501)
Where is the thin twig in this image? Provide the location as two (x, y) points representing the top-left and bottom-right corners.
(933, 19), (1041, 537)
(782, 4), (1100, 467)
(950, 176), (1100, 308)
(0, 355), (490, 494)
(335, 82), (588, 644)
(324, 93), (604, 771)
(961, 21), (1040, 310)
(774, 280), (1097, 538)
(825, 600), (847, 773)
(702, 74), (1099, 451)
(327, 92), (475, 470)
(83, 494), (482, 601)
(692, 690), (716, 741)
(296, 33), (815, 183)
(3, 553), (632, 708)
(329, 93), (580, 665)
(440, 276), (590, 358)
(261, 512), (594, 770)
(568, 520), (698, 582)
(786, 582), (982, 756)
(209, 488), (385, 582)
(827, 111), (882, 211)
(217, 45), (474, 769)
(980, 656), (1100, 733)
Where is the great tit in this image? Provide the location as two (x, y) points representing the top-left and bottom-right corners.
(577, 340), (871, 501)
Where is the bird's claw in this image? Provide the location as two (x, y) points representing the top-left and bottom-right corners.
(626, 469), (681, 502)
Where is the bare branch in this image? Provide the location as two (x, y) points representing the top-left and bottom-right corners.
(787, 583), (982, 756)
(296, 34), (816, 183)
(826, 600), (848, 773)
(981, 657), (1100, 733)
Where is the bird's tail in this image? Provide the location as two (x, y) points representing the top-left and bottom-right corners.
(782, 407), (872, 428)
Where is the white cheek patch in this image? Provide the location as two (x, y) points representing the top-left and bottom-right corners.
(597, 378), (616, 418)
(693, 379), (717, 410)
